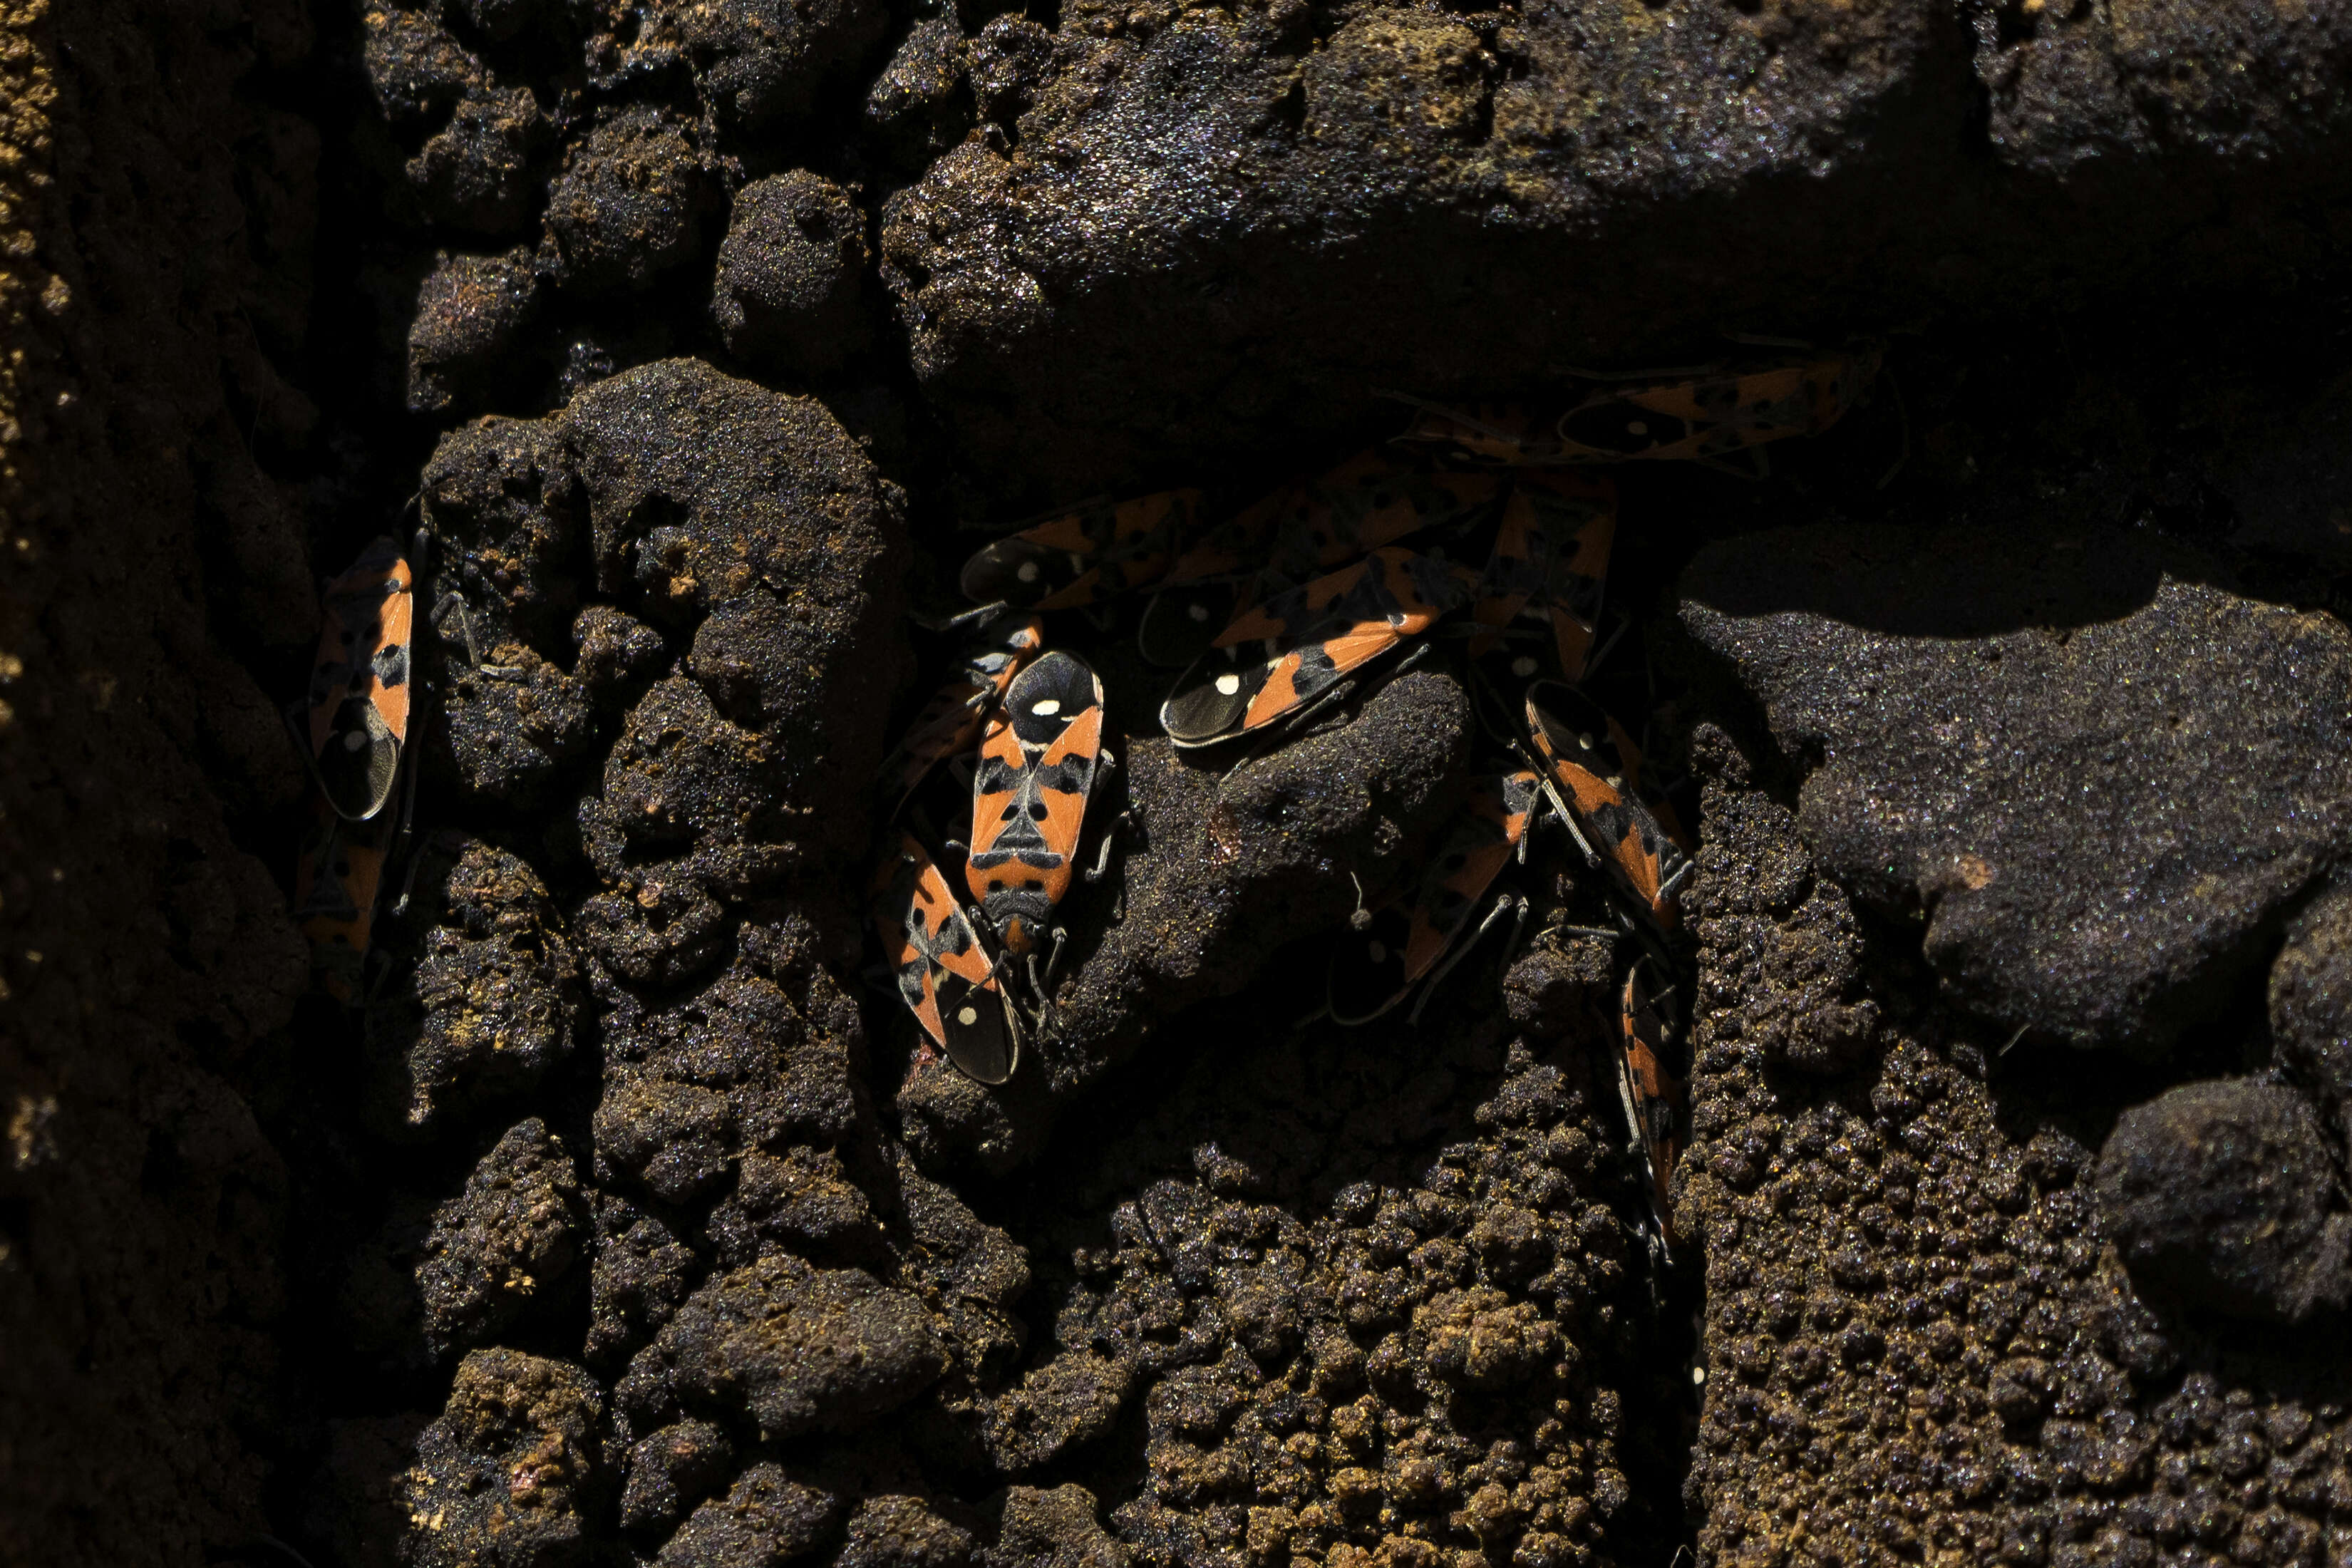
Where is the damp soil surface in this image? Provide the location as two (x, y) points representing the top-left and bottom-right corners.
(9, 0), (2352, 1564)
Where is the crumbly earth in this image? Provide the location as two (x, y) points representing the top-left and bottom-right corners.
(10, 0), (2352, 1560)
(1680, 729), (2352, 1568)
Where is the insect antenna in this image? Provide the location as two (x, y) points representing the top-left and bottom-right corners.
(1408, 891), (1527, 1026)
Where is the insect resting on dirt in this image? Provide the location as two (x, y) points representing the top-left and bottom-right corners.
(872, 832), (1021, 1084)
(296, 535), (415, 822)
(965, 649), (1110, 996)
(1616, 959), (1688, 1264)
(290, 534), (425, 1003)
(878, 606), (1046, 812)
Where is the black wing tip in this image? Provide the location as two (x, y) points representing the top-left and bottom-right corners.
(940, 984), (1019, 1085)
(960, 540), (1052, 607)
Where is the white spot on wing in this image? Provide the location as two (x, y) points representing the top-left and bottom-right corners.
(956, 1005), (979, 1026)
(1214, 673), (1242, 696)
(1016, 561), (1041, 584)
(1031, 698), (1061, 717)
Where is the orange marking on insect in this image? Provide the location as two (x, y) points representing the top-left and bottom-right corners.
(1398, 768), (1540, 979)
(1525, 684), (1689, 932)
(882, 612), (1046, 810)
(1512, 471), (1616, 681)
(1163, 452), (1502, 593)
(1619, 964), (1687, 1257)
(959, 490), (1200, 610)
(1165, 547), (1477, 746)
(304, 537), (416, 822)
(1393, 350), (1880, 468)
(964, 651), (1105, 955)
(293, 800), (391, 1003)
(872, 832), (1016, 1083)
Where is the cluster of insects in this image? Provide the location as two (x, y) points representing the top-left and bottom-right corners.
(280, 346), (1881, 1271)
(871, 346), (1883, 1262)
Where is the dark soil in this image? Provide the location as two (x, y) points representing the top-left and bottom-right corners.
(7, 0), (2352, 1564)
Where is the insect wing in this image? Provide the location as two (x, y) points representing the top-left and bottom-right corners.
(880, 612), (1045, 808)
(1162, 482), (1303, 588)
(1554, 383), (1703, 460)
(294, 799), (390, 1003)
(872, 835), (1018, 1083)
(1162, 549), (1472, 746)
(1329, 899), (1413, 1026)
(1554, 352), (1880, 463)
(1466, 488), (1548, 647)
(1136, 580), (1242, 669)
(1808, 344), (1881, 432)
(960, 490), (1199, 609)
(1400, 769), (1540, 980)
(965, 651), (1105, 953)
(1392, 401), (1549, 464)
(1519, 472), (1616, 682)
(306, 537), (415, 821)
(1524, 684), (1690, 932)
(1618, 966), (1687, 1256)
(1266, 450), (1502, 582)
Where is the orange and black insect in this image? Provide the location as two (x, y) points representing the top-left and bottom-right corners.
(1140, 453), (1502, 667)
(1161, 547), (1477, 748)
(303, 536), (416, 821)
(872, 832), (1019, 1084)
(1512, 472), (1616, 683)
(1331, 768), (1541, 1023)
(965, 651), (1106, 957)
(960, 490), (1200, 611)
(879, 609), (1046, 812)
(293, 800), (393, 1004)
(1616, 960), (1687, 1261)
(1524, 684), (1692, 933)
(1393, 348), (1882, 468)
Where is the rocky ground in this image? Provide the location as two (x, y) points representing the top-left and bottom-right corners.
(4, 0), (2352, 1564)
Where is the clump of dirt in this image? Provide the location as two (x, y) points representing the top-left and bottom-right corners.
(1680, 727), (2352, 1567)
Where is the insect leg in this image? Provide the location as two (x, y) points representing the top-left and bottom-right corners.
(1536, 778), (1604, 869)
(1408, 891), (1525, 1026)
(1084, 811), (1134, 884)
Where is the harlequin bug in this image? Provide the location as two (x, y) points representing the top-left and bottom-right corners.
(965, 650), (1108, 972)
(1523, 683), (1692, 934)
(1391, 348), (1881, 468)
(872, 832), (1020, 1084)
(293, 799), (392, 1004)
(1513, 472), (1616, 683)
(1161, 547), (1478, 748)
(301, 536), (416, 821)
(959, 490), (1200, 611)
(1616, 959), (1687, 1262)
(1329, 768), (1541, 1024)
(1553, 349), (1882, 464)
(879, 607), (1046, 812)
(1140, 455), (1505, 669)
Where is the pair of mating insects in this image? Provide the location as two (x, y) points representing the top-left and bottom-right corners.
(870, 346), (1884, 1262)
